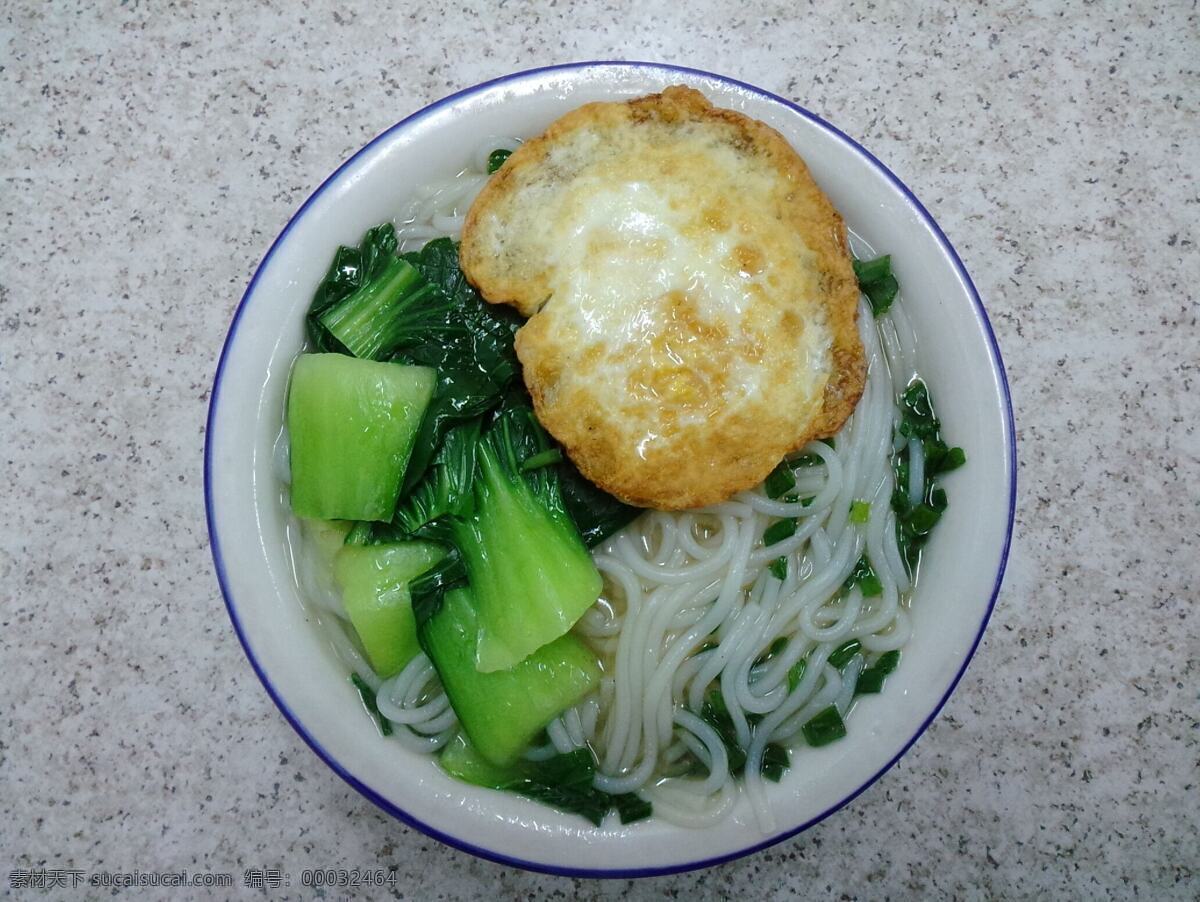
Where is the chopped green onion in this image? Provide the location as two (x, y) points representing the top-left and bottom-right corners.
(828, 639), (863, 669)
(878, 649), (902, 675)
(864, 275), (899, 316)
(699, 690), (747, 775)
(891, 378), (965, 574)
(899, 380), (938, 438)
(520, 448), (563, 472)
(769, 556), (788, 581)
(854, 255), (902, 319)
(787, 658), (807, 693)
(853, 255), (898, 317)
(942, 446), (967, 473)
(487, 148), (512, 173)
(852, 255), (892, 284)
(855, 650), (901, 695)
(764, 460), (796, 499)
(763, 518), (797, 546)
(906, 504), (941, 535)
(761, 743), (790, 782)
(802, 706), (847, 747)
(350, 673), (393, 737)
(850, 500), (871, 524)
(613, 793), (653, 825)
(755, 636), (788, 667)
(860, 571), (883, 597)
(844, 556), (883, 598)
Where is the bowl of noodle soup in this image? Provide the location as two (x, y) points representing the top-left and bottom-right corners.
(206, 62), (1014, 875)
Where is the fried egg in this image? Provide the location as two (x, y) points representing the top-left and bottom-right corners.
(460, 86), (865, 509)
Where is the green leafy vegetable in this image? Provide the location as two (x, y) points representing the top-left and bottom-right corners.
(287, 354), (435, 521)
(304, 228), (644, 539)
(769, 556), (788, 581)
(350, 673), (392, 737)
(398, 369), (504, 495)
(335, 541), (444, 677)
(557, 462), (642, 547)
(306, 224), (400, 353)
(449, 404), (603, 672)
(420, 587), (601, 766)
(521, 448), (563, 471)
(851, 255), (891, 284)
(439, 734), (651, 827)
(802, 706), (847, 747)
(318, 257), (456, 361)
(393, 419), (482, 534)
(393, 238), (524, 491)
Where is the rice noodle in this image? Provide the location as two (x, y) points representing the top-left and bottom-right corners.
(283, 145), (927, 832)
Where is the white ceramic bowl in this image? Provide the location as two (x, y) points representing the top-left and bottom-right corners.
(205, 62), (1015, 876)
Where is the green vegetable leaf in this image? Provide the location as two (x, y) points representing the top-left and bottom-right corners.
(557, 463), (641, 548)
(441, 736), (651, 827)
(307, 224), (400, 352)
(401, 238), (523, 388)
(769, 556), (788, 581)
(394, 419), (482, 533)
(398, 368), (502, 496)
(521, 448), (564, 472)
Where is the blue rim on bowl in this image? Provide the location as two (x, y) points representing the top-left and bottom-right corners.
(204, 61), (1016, 878)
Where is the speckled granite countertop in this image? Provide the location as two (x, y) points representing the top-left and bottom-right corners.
(3, 1), (1196, 899)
